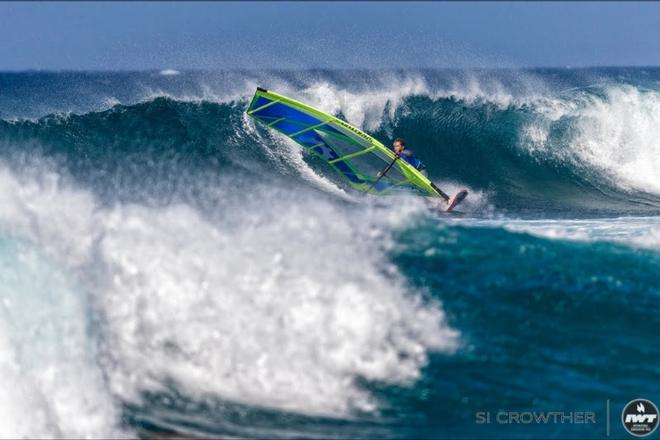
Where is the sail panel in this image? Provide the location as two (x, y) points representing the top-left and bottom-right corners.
(247, 88), (441, 197)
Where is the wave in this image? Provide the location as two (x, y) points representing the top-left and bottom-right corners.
(2, 70), (660, 438)
(373, 87), (660, 215)
(1, 74), (660, 215)
(0, 161), (458, 436)
(4, 154), (656, 438)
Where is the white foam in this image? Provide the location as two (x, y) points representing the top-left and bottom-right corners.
(0, 236), (126, 438)
(571, 86), (660, 194)
(295, 75), (430, 131)
(457, 217), (660, 250)
(159, 69), (181, 76)
(437, 73), (553, 110)
(0, 165), (99, 268)
(130, 70), (544, 131)
(0, 161), (459, 433)
(98, 197), (459, 415)
(273, 71), (550, 131)
(520, 85), (660, 195)
(101, 96), (121, 108)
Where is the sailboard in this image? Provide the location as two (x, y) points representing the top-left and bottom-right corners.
(247, 87), (457, 203)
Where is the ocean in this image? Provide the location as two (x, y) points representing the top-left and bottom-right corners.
(0, 68), (658, 438)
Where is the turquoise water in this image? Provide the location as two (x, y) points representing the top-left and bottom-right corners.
(0, 69), (658, 438)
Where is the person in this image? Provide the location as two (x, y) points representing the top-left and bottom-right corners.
(389, 137), (467, 211)
(392, 138), (426, 175)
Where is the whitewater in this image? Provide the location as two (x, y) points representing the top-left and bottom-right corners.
(0, 68), (659, 439)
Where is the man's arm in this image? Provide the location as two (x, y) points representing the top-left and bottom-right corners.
(400, 150), (414, 157)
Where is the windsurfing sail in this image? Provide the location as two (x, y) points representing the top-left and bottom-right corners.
(247, 87), (448, 199)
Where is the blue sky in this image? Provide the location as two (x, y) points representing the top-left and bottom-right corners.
(2, 2), (660, 70)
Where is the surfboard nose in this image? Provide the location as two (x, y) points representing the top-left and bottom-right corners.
(446, 189), (469, 212)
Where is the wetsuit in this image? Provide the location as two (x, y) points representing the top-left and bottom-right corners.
(398, 148), (425, 171)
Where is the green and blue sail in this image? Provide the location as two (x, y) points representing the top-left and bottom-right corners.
(247, 87), (447, 199)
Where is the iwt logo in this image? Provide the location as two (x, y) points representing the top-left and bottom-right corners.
(621, 399), (659, 437)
